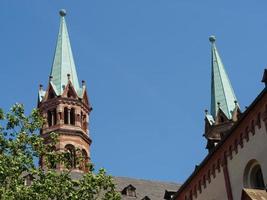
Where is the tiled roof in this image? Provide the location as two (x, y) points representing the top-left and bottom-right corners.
(69, 172), (180, 199)
(113, 176), (180, 200)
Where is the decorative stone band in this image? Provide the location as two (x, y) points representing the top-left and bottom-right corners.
(41, 128), (92, 145)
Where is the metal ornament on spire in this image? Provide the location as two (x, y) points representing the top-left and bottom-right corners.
(50, 9), (81, 96)
(210, 35), (238, 119)
(59, 9), (67, 16)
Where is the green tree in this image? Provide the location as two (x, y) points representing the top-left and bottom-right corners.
(0, 104), (121, 200)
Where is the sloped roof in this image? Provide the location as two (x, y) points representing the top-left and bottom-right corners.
(113, 176), (180, 200)
(69, 172), (180, 199)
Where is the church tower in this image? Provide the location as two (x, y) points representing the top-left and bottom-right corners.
(38, 10), (92, 172)
(204, 36), (241, 152)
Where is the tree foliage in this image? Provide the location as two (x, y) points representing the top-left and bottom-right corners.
(0, 104), (121, 200)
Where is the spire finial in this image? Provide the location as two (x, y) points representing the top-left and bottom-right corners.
(39, 84), (43, 90)
(209, 35), (216, 43)
(82, 80), (85, 87)
(59, 9), (67, 17)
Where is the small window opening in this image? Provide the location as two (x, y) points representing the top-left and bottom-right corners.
(53, 109), (57, 126)
(220, 116), (225, 123)
(80, 111), (83, 127)
(70, 108), (75, 125)
(67, 90), (72, 98)
(48, 91), (55, 99)
(47, 111), (52, 127)
(64, 108), (68, 124)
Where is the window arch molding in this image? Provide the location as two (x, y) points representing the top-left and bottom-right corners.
(243, 159), (265, 189)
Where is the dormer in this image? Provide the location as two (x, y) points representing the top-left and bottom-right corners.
(164, 190), (176, 200)
(141, 196), (151, 200)
(121, 184), (136, 197)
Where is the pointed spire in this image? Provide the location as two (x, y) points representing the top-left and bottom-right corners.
(50, 9), (80, 95)
(209, 36), (238, 119)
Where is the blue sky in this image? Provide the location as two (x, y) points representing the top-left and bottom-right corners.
(0, 1), (266, 183)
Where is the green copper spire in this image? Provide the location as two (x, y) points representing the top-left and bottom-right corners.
(210, 36), (238, 119)
(50, 9), (80, 95)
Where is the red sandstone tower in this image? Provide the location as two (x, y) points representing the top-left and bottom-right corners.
(38, 10), (92, 172)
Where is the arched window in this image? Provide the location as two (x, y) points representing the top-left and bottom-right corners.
(64, 108), (68, 124)
(244, 159), (265, 189)
(47, 109), (57, 127)
(65, 144), (76, 168)
(81, 149), (88, 171)
(70, 108), (75, 125)
(49, 146), (57, 169)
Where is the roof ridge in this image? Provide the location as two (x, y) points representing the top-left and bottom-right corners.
(114, 176), (180, 185)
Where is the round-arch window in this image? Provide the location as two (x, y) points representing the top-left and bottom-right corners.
(49, 146), (57, 169)
(65, 144), (76, 168)
(80, 149), (88, 171)
(244, 159), (265, 189)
